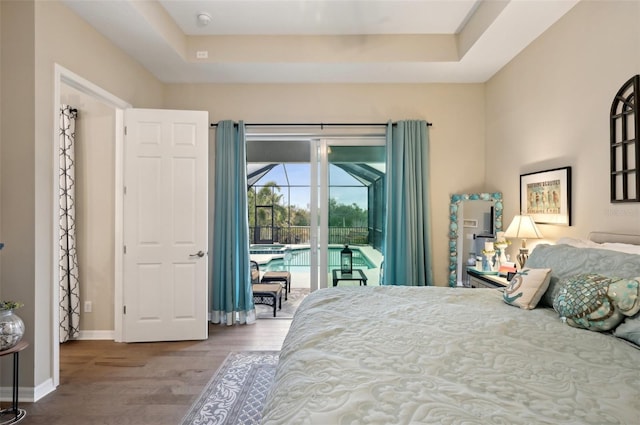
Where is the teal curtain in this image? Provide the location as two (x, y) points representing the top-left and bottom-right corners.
(211, 121), (255, 325)
(383, 120), (433, 286)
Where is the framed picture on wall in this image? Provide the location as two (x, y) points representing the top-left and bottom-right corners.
(520, 166), (571, 226)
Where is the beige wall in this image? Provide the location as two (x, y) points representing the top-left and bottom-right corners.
(0, 2), (2, 248)
(0, 0), (37, 390)
(1, 0), (163, 394)
(164, 83), (487, 286)
(55, 81), (487, 337)
(60, 84), (116, 333)
(486, 0), (640, 260)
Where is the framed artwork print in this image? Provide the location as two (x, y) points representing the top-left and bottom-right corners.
(520, 166), (571, 226)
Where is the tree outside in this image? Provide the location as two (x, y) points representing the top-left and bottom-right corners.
(328, 197), (367, 227)
(248, 181), (368, 244)
(248, 181), (310, 228)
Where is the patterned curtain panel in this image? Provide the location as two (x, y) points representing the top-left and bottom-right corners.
(59, 105), (80, 343)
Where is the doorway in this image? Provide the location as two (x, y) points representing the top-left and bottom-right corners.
(59, 83), (117, 341)
(314, 139), (386, 289)
(246, 135), (385, 293)
(53, 64), (131, 389)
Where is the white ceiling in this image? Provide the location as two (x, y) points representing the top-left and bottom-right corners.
(161, 0), (479, 35)
(63, 0), (579, 84)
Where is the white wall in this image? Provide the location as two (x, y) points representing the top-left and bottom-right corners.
(486, 0), (640, 259)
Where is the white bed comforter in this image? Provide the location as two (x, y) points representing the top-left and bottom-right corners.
(261, 286), (640, 425)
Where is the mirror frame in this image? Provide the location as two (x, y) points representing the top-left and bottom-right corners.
(448, 192), (503, 287)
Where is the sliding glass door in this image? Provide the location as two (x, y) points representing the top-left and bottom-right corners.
(310, 139), (386, 290)
(247, 135), (385, 293)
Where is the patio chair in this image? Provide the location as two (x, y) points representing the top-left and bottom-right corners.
(252, 283), (282, 317)
(261, 271), (291, 300)
(251, 260), (283, 317)
(251, 260), (260, 284)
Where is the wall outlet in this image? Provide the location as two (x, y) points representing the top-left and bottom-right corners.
(84, 301), (92, 313)
(196, 50), (208, 59)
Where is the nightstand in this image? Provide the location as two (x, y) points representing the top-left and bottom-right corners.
(466, 268), (509, 289)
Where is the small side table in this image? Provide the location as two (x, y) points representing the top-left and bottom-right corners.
(332, 269), (368, 287)
(0, 340), (28, 425)
(466, 268), (508, 289)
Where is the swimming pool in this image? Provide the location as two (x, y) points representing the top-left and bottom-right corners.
(260, 246), (377, 272)
(249, 244), (288, 255)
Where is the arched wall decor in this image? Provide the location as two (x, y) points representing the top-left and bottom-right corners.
(610, 75), (640, 202)
(448, 192), (503, 287)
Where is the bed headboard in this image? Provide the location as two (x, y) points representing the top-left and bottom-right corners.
(588, 231), (640, 245)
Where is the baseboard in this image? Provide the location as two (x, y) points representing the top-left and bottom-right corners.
(0, 378), (56, 403)
(0, 386), (33, 403)
(34, 378), (56, 401)
(77, 330), (114, 340)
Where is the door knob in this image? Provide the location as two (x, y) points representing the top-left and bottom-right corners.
(190, 250), (205, 258)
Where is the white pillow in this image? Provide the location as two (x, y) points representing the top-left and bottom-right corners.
(555, 237), (599, 248)
(555, 237), (640, 255)
(503, 268), (552, 310)
(601, 242), (640, 255)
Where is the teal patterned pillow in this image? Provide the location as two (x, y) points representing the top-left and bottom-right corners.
(553, 274), (640, 331)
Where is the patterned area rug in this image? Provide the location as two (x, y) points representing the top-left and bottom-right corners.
(256, 287), (309, 319)
(181, 351), (279, 425)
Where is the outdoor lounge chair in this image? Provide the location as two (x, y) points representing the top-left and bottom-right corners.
(251, 260), (282, 316)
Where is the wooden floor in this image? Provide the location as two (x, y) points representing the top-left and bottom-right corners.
(14, 319), (291, 425)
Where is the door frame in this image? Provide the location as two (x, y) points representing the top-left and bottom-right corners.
(53, 64), (131, 386)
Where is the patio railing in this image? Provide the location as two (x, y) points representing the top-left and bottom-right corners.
(250, 226), (370, 245)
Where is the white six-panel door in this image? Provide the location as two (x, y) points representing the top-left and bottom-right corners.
(123, 109), (208, 342)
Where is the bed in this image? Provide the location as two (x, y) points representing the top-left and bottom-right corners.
(261, 233), (640, 424)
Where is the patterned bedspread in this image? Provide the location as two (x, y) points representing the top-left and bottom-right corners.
(261, 286), (640, 425)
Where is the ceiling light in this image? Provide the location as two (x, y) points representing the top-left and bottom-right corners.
(196, 12), (212, 27)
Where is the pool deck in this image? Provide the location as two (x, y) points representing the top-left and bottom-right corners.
(250, 244), (383, 288)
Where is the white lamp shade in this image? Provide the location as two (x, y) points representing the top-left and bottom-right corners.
(504, 215), (544, 239)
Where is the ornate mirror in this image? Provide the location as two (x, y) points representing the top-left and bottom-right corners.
(448, 192), (503, 287)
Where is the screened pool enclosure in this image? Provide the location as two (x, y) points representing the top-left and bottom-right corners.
(247, 146), (385, 252)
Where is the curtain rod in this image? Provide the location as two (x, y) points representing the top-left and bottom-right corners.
(209, 121), (432, 129)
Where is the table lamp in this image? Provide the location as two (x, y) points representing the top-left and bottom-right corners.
(504, 215), (543, 268)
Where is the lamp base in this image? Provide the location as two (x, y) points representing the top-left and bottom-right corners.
(516, 248), (529, 269)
